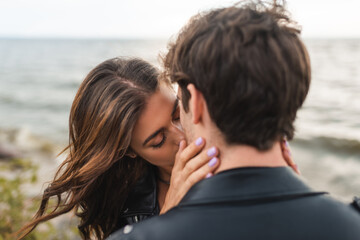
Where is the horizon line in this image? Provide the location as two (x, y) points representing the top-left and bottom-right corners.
(1, 36), (360, 41)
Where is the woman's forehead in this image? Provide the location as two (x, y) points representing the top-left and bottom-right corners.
(131, 87), (176, 147)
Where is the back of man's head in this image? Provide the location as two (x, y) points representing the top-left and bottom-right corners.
(163, 0), (311, 150)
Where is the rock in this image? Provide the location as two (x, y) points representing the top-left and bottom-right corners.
(0, 143), (21, 159)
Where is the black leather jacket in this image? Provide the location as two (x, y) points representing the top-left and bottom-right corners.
(108, 167), (360, 240)
(117, 166), (159, 229)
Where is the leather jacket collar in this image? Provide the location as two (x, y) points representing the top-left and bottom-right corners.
(179, 167), (327, 207)
(121, 166), (159, 217)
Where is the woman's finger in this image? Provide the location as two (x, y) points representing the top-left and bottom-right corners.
(281, 139), (300, 175)
(172, 140), (188, 172)
(177, 137), (206, 168)
(175, 140), (187, 158)
(185, 156), (220, 188)
(183, 146), (219, 177)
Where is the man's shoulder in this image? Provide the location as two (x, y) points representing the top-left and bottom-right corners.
(313, 194), (360, 218)
(106, 168), (360, 240)
(107, 194), (360, 240)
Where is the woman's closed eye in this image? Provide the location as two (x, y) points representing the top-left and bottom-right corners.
(151, 99), (180, 149)
(151, 132), (167, 149)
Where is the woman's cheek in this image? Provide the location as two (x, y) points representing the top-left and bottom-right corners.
(141, 143), (177, 166)
(141, 150), (168, 167)
(155, 147), (175, 165)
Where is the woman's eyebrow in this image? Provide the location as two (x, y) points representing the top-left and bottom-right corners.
(171, 98), (179, 117)
(143, 128), (163, 146)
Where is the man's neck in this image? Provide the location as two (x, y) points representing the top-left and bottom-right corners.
(214, 141), (288, 174)
(191, 112), (287, 173)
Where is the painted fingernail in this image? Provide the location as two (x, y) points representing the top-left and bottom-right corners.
(285, 140), (289, 147)
(195, 137), (203, 146)
(208, 157), (218, 167)
(207, 147), (217, 157)
(287, 150), (292, 157)
(206, 173), (213, 178)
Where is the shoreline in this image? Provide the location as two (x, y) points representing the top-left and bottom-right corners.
(1, 127), (359, 201)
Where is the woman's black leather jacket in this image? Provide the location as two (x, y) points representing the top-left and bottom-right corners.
(118, 167), (160, 229)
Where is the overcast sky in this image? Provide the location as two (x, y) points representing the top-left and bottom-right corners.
(0, 0), (359, 39)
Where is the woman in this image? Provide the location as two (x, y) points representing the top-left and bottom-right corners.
(17, 57), (296, 239)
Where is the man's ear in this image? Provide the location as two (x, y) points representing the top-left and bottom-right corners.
(187, 84), (204, 124)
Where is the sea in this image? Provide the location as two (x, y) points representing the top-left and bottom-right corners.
(0, 38), (359, 201)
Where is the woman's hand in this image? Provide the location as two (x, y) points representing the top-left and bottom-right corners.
(160, 137), (220, 214)
(281, 138), (300, 175)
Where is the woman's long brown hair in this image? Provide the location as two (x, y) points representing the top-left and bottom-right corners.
(16, 58), (159, 239)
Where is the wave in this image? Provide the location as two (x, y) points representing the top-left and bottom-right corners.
(0, 127), (62, 157)
(0, 95), (70, 111)
(293, 136), (360, 155)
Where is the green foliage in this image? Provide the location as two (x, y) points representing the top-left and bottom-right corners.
(0, 158), (79, 240)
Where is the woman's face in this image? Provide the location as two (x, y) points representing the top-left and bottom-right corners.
(130, 83), (185, 171)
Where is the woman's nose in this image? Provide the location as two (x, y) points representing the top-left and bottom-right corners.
(170, 123), (185, 145)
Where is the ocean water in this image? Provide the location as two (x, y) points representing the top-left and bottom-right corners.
(0, 38), (168, 143)
(0, 38), (359, 200)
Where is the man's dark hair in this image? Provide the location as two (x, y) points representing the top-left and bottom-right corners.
(163, 0), (311, 150)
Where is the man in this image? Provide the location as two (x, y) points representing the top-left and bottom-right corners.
(108, 1), (360, 239)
